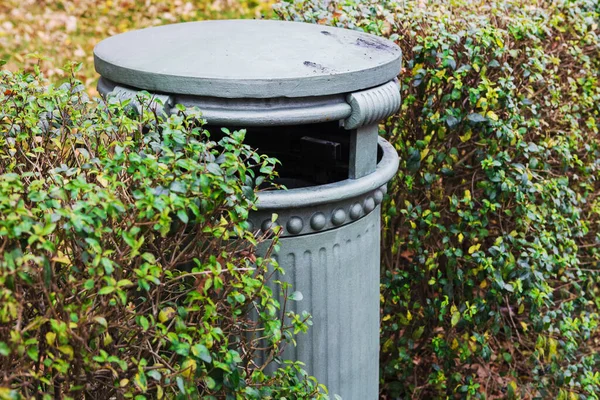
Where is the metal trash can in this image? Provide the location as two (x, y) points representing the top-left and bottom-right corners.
(94, 19), (401, 399)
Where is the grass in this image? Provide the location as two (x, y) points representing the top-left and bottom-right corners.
(0, 0), (275, 95)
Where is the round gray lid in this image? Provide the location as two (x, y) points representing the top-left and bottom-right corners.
(94, 19), (401, 99)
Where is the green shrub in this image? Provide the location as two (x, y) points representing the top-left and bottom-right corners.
(0, 67), (327, 399)
(276, 0), (600, 398)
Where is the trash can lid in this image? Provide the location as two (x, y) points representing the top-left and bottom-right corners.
(94, 19), (401, 99)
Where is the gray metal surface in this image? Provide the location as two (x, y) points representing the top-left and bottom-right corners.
(260, 208), (381, 400)
(349, 124), (379, 179)
(94, 19), (402, 98)
(343, 79), (401, 130)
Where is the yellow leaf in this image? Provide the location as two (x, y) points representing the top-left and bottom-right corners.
(133, 372), (147, 392)
(468, 244), (481, 254)
(520, 321), (528, 332)
(119, 379), (129, 387)
(158, 307), (176, 323)
(569, 391), (579, 400)
(451, 311), (461, 326)
(45, 332), (56, 346)
(382, 314), (391, 322)
(495, 37), (504, 48)
(0, 388), (18, 400)
(407, 310), (412, 322)
(548, 337), (558, 357)
(476, 97), (488, 109)
(480, 280), (488, 289)
(181, 359), (197, 379)
(458, 233), (464, 243)
(58, 345), (74, 360)
(52, 256), (71, 265)
(558, 389), (568, 400)
(464, 190), (471, 201)
(157, 386), (164, 399)
(450, 304), (460, 327)
(459, 129), (472, 142)
(412, 63), (424, 76)
(451, 338), (459, 350)
(97, 174), (109, 187)
(383, 338), (394, 353)
(518, 303), (525, 314)
(486, 111), (499, 121)
(103, 333), (113, 346)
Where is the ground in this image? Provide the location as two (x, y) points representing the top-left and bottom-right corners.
(0, 0), (273, 95)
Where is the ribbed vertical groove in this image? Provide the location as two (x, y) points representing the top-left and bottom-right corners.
(310, 248), (326, 377)
(332, 243), (342, 392)
(296, 250), (312, 372)
(353, 233), (362, 397)
(287, 252), (298, 363)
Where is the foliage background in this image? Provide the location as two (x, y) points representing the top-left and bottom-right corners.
(275, 0), (600, 398)
(2, 0), (600, 398)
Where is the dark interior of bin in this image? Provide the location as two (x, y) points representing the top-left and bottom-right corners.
(208, 121), (383, 189)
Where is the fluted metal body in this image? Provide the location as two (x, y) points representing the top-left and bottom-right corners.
(252, 138), (399, 399)
(262, 209), (381, 400)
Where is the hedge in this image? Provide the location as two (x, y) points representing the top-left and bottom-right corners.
(0, 68), (328, 399)
(275, 0), (600, 398)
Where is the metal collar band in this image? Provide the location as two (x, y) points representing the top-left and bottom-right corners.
(98, 77), (400, 129)
(250, 137), (398, 237)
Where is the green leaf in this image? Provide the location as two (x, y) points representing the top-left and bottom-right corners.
(147, 370), (161, 382)
(117, 279), (134, 288)
(0, 342), (11, 357)
(138, 316), (149, 331)
(467, 113), (487, 123)
(27, 346), (39, 361)
(177, 210), (189, 224)
(94, 316), (108, 328)
(98, 286), (115, 295)
(101, 258), (114, 275)
(446, 115), (459, 128)
(412, 326), (425, 340)
(43, 258), (52, 288)
(83, 279), (95, 290)
(191, 344), (212, 363)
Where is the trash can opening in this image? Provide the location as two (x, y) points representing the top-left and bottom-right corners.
(206, 122), (384, 189)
